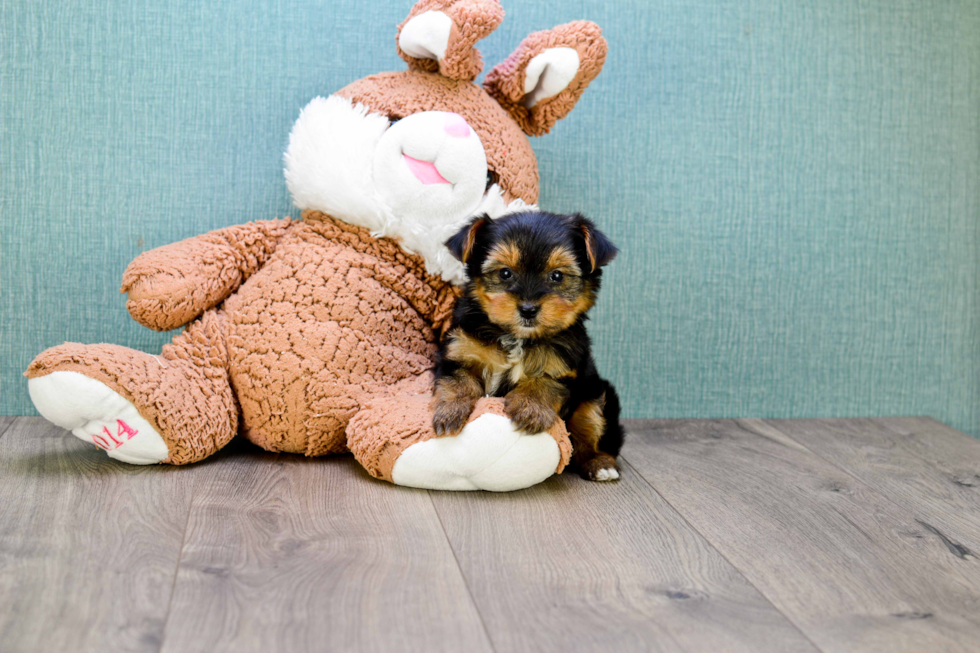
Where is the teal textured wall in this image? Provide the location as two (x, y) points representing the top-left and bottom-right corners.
(2, 1), (979, 434)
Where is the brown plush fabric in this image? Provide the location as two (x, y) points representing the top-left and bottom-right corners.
(347, 372), (571, 483)
(223, 212), (460, 457)
(121, 219), (293, 332)
(346, 373), (438, 482)
(28, 213), (464, 463)
(26, 311), (237, 465)
(396, 0), (505, 81)
(484, 21), (608, 137)
(337, 71), (539, 205)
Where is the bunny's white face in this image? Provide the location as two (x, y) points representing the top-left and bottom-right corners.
(373, 110), (490, 231)
(285, 95), (524, 284)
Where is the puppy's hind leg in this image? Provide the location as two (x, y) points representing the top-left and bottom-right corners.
(568, 381), (624, 482)
(597, 380), (626, 457)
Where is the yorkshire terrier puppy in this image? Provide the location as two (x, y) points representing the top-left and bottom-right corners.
(432, 210), (624, 481)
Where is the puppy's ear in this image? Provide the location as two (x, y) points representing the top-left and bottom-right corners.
(573, 214), (618, 272)
(446, 215), (491, 263)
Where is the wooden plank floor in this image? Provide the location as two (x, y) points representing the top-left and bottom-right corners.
(1, 416), (979, 652)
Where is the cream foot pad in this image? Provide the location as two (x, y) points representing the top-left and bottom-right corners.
(28, 371), (169, 465)
(392, 412), (561, 492)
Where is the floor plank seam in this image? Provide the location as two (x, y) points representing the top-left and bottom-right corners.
(0, 417), (18, 441)
(915, 417), (980, 446)
(619, 455), (828, 653)
(426, 490), (498, 653)
(744, 419), (980, 554)
(155, 476), (199, 653)
(874, 417), (980, 470)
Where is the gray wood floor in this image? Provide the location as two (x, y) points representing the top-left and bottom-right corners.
(1, 416), (979, 652)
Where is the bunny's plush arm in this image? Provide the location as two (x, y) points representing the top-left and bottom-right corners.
(121, 218), (293, 331)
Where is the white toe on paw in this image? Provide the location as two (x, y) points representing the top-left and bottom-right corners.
(28, 371), (169, 465)
(594, 467), (621, 482)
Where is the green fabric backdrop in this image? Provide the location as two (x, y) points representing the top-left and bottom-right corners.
(2, 1), (978, 434)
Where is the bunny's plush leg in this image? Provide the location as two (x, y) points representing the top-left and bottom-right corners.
(25, 310), (236, 465)
(346, 373), (572, 492)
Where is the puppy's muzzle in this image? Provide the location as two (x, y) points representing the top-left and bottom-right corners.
(518, 302), (541, 321)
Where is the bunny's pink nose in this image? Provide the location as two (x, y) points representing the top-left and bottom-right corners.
(444, 113), (471, 138)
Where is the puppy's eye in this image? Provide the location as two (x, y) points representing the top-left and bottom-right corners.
(388, 115), (402, 125)
(549, 271), (565, 284)
(498, 268), (513, 281)
(485, 169), (499, 192)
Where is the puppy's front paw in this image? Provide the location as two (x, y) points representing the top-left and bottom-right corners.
(576, 454), (621, 482)
(431, 399), (475, 437)
(504, 393), (558, 434)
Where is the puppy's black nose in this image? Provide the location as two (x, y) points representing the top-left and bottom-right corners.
(518, 303), (540, 320)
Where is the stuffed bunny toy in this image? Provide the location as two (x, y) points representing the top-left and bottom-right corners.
(26, 0), (608, 491)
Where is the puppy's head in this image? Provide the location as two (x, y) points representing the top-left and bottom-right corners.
(446, 211), (618, 339)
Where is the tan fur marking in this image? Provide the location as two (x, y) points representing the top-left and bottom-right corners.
(445, 327), (512, 392)
(546, 246), (579, 273)
(581, 224), (597, 272)
(523, 345), (573, 379)
(484, 240), (522, 272)
(534, 289), (595, 336)
(568, 393), (618, 480)
(432, 370), (483, 404)
(460, 216), (490, 263)
(504, 377), (569, 433)
(474, 281), (523, 331)
(445, 329), (508, 369)
(568, 288), (597, 319)
(568, 396), (606, 453)
(432, 367), (484, 436)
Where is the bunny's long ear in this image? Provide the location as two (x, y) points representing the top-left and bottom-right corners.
(484, 21), (607, 137)
(396, 0), (505, 81)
